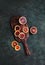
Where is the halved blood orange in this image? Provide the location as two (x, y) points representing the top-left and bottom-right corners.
(19, 16), (27, 25)
(30, 26), (37, 34)
(14, 30), (20, 37)
(15, 45), (21, 51)
(11, 41), (18, 48)
(18, 32), (25, 39)
(23, 26), (29, 33)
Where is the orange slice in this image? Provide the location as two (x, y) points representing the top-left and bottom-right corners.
(23, 26), (29, 33)
(14, 30), (20, 37)
(30, 26), (37, 34)
(18, 32), (25, 39)
(15, 45), (21, 51)
(19, 16), (27, 25)
(14, 25), (21, 31)
(11, 41), (18, 48)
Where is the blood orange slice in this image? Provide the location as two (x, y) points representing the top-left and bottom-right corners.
(14, 25), (21, 31)
(30, 26), (37, 34)
(11, 41), (18, 48)
(23, 26), (29, 33)
(18, 32), (25, 39)
(19, 16), (27, 25)
(14, 30), (20, 37)
(15, 45), (21, 51)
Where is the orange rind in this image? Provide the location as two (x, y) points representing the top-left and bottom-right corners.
(19, 16), (27, 25)
(11, 41), (18, 48)
(15, 45), (21, 51)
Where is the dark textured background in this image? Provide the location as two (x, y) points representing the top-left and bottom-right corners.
(0, 0), (45, 65)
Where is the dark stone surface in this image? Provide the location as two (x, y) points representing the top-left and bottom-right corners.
(0, 0), (45, 65)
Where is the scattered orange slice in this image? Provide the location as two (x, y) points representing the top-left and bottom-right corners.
(14, 30), (20, 37)
(23, 26), (29, 33)
(15, 45), (21, 51)
(30, 26), (37, 34)
(11, 41), (18, 48)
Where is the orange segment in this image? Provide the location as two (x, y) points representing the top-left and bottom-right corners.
(15, 45), (21, 51)
(14, 30), (20, 37)
(11, 41), (18, 48)
(23, 26), (29, 33)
